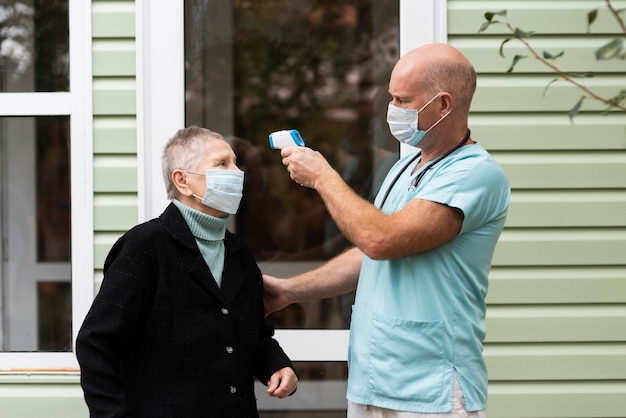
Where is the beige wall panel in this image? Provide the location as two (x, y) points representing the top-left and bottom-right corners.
(488, 266), (626, 303)
(94, 233), (123, 270)
(93, 117), (137, 154)
(93, 155), (138, 192)
(92, 41), (136, 76)
(494, 228), (626, 265)
(486, 305), (626, 342)
(93, 195), (138, 231)
(93, 79), (136, 115)
(454, 38), (626, 73)
(472, 76), (624, 112)
(497, 152), (626, 188)
(92, 2), (135, 38)
(505, 191), (626, 227)
(487, 381), (626, 418)
(448, 0), (625, 35)
(0, 376), (87, 418)
(485, 343), (626, 380)
(471, 114), (626, 151)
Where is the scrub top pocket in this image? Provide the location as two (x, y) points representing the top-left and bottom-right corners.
(368, 311), (446, 405)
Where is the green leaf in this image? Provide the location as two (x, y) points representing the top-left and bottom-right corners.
(507, 55), (527, 72)
(514, 27), (535, 38)
(566, 71), (595, 79)
(484, 10), (507, 22)
(607, 89), (626, 109)
(543, 50), (565, 60)
(499, 38), (511, 57)
(478, 21), (492, 34)
(568, 96), (585, 122)
(587, 8), (598, 32)
(542, 78), (559, 97)
(595, 38), (623, 60)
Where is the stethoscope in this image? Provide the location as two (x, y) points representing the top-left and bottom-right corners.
(377, 129), (471, 209)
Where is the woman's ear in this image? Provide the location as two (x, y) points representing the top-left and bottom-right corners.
(172, 169), (192, 196)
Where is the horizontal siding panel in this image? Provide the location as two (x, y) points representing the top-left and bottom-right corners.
(94, 232), (125, 269)
(452, 38), (625, 73)
(505, 191), (626, 227)
(93, 195), (138, 231)
(93, 79), (136, 115)
(94, 272), (104, 295)
(92, 2), (135, 38)
(92, 40), (136, 76)
(448, 0), (624, 35)
(0, 387), (87, 418)
(496, 152), (626, 189)
(485, 343), (626, 380)
(485, 305), (626, 342)
(470, 113), (626, 151)
(472, 76), (624, 112)
(494, 228), (626, 266)
(487, 266), (626, 304)
(93, 117), (137, 154)
(487, 381), (626, 418)
(93, 155), (138, 192)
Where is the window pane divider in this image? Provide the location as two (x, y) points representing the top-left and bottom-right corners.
(274, 329), (349, 361)
(0, 353), (79, 370)
(0, 93), (71, 116)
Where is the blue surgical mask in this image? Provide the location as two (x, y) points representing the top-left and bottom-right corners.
(386, 93), (451, 147)
(188, 169), (244, 214)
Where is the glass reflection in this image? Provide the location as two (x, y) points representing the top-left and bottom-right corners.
(0, 0), (69, 92)
(0, 116), (71, 351)
(185, 0), (399, 331)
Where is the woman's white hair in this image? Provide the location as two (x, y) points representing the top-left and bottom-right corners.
(161, 126), (225, 199)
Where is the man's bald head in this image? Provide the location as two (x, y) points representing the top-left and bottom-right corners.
(391, 43), (476, 114)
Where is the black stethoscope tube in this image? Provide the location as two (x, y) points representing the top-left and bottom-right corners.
(377, 129), (471, 209)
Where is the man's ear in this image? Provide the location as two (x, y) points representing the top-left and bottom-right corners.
(440, 92), (454, 114)
(172, 169), (192, 196)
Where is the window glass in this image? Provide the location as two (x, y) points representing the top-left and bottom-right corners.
(0, 116), (71, 352)
(186, 1), (398, 413)
(185, 0), (399, 331)
(0, 0), (69, 92)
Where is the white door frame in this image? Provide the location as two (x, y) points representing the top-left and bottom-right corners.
(0, 0), (93, 369)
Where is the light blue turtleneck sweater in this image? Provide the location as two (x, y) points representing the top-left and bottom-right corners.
(172, 199), (227, 287)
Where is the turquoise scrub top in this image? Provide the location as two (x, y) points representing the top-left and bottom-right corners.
(346, 143), (510, 413)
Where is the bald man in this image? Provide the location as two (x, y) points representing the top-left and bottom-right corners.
(264, 43), (510, 417)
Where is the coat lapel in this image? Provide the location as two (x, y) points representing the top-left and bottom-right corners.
(160, 203), (249, 305)
(219, 233), (247, 305)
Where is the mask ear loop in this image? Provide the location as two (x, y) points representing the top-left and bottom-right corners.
(417, 93), (442, 112)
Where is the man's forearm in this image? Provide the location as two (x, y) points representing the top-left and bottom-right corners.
(286, 247), (362, 303)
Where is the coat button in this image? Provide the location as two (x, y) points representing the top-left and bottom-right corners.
(230, 386), (237, 394)
(221, 308), (229, 315)
(226, 346), (234, 354)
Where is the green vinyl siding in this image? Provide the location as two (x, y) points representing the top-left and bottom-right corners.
(449, 0), (626, 416)
(93, 117), (137, 154)
(0, 375), (86, 418)
(92, 0), (139, 268)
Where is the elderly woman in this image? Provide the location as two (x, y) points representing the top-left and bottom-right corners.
(76, 126), (297, 418)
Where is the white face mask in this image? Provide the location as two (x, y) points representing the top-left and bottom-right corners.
(188, 169), (244, 214)
(386, 93), (451, 147)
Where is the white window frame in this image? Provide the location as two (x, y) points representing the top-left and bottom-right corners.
(138, 0), (446, 364)
(0, 0), (93, 370)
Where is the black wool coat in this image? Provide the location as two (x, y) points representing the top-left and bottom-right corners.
(76, 203), (294, 418)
